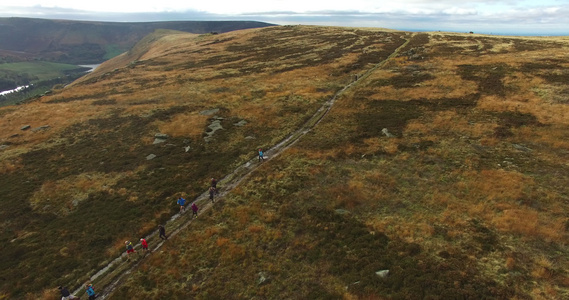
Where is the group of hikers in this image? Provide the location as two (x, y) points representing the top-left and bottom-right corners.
(58, 283), (96, 300)
(123, 237), (151, 261)
(124, 176), (223, 261)
(58, 149), (266, 300)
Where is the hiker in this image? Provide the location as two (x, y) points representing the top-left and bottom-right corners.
(258, 148), (264, 161)
(140, 238), (149, 253)
(85, 283), (96, 300)
(177, 197), (186, 213)
(158, 225), (167, 240)
(125, 240), (136, 261)
(191, 202), (199, 218)
(211, 178), (218, 194)
(58, 285), (78, 300)
(209, 186), (215, 203)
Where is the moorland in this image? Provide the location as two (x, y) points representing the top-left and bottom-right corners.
(0, 25), (568, 299)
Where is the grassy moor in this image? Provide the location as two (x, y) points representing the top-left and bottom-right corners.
(0, 26), (568, 299)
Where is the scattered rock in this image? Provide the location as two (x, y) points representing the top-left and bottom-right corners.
(146, 154), (157, 160)
(0, 145), (8, 150)
(335, 209), (350, 215)
(375, 270), (389, 278)
(155, 133), (169, 139)
(257, 272), (270, 286)
(153, 133), (168, 144)
(21, 125), (31, 130)
(10, 134), (19, 138)
(245, 136), (256, 140)
(31, 125), (50, 132)
(199, 108), (220, 116)
(381, 128), (395, 137)
(512, 143), (532, 152)
(184, 146), (191, 153)
(204, 120), (224, 142)
(234, 120), (248, 127)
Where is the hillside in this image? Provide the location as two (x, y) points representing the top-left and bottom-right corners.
(0, 17), (274, 64)
(1, 26), (568, 299)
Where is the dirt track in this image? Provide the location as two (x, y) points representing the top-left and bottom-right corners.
(86, 36), (411, 299)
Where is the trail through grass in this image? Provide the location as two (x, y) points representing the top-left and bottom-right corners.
(86, 35), (411, 300)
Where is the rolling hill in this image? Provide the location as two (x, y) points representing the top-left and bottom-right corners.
(0, 17), (274, 64)
(0, 26), (568, 299)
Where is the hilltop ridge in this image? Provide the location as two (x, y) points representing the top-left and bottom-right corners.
(0, 17), (274, 64)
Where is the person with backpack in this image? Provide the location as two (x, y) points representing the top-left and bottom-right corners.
(258, 148), (264, 161)
(158, 225), (167, 240)
(191, 202), (199, 218)
(125, 240), (136, 261)
(209, 186), (215, 203)
(58, 285), (78, 300)
(85, 283), (96, 300)
(177, 197), (186, 213)
(140, 238), (149, 254)
(211, 178), (218, 194)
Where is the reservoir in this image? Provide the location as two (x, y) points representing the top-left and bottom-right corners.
(79, 64), (101, 72)
(0, 64), (100, 95)
(0, 85), (30, 96)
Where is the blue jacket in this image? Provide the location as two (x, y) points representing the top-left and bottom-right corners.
(177, 198), (186, 206)
(86, 286), (95, 296)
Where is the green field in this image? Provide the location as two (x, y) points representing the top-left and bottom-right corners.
(103, 44), (125, 60)
(0, 61), (88, 82)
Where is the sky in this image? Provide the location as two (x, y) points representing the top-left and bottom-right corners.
(1, 0), (568, 36)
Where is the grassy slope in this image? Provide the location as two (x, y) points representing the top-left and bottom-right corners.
(112, 33), (569, 298)
(0, 26), (407, 298)
(0, 62), (87, 81)
(0, 17), (274, 64)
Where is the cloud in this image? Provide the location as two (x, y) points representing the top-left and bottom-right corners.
(0, 2), (567, 35)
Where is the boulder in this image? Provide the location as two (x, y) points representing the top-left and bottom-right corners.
(146, 154), (157, 160)
(375, 270), (389, 278)
(513, 144), (532, 152)
(21, 125), (31, 130)
(335, 209), (350, 215)
(257, 272), (270, 286)
(204, 120), (224, 142)
(155, 133), (169, 139)
(381, 128), (395, 137)
(234, 120), (248, 127)
(153, 133), (169, 144)
(31, 125), (50, 132)
(199, 108), (220, 116)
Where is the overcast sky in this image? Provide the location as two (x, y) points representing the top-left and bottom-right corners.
(1, 1), (568, 36)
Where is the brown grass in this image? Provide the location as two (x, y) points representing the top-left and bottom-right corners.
(29, 172), (126, 214)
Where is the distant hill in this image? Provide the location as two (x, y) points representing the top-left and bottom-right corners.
(0, 17), (274, 64)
